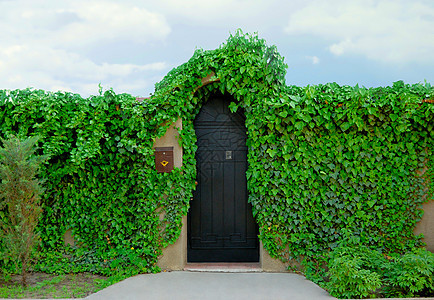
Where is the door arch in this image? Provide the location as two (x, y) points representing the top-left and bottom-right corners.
(187, 91), (259, 262)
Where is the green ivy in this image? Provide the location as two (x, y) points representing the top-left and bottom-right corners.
(150, 30), (434, 261)
(0, 30), (433, 275)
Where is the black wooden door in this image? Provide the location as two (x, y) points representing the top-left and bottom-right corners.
(187, 92), (259, 262)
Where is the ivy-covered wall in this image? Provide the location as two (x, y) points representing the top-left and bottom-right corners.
(0, 89), (174, 271)
(0, 31), (433, 273)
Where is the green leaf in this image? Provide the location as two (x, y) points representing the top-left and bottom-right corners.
(301, 113), (312, 123)
(295, 121), (305, 130)
(228, 101), (238, 113)
(267, 148), (277, 158)
(279, 110), (288, 118)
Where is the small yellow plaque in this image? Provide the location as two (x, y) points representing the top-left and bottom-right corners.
(161, 160), (169, 167)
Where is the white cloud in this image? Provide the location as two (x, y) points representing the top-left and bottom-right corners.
(1, 0), (431, 95)
(10, 1), (171, 47)
(58, 2), (170, 47)
(328, 39), (356, 56)
(154, 0), (274, 25)
(0, 43), (167, 95)
(284, 0), (434, 64)
(0, 0), (171, 96)
(306, 55), (320, 64)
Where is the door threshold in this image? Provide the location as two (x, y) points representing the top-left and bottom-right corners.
(184, 262), (261, 273)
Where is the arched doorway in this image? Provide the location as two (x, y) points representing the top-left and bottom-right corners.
(187, 91), (259, 262)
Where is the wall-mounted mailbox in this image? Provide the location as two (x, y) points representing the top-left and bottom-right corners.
(155, 147), (174, 173)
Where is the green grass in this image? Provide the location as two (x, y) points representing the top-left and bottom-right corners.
(0, 272), (114, 299)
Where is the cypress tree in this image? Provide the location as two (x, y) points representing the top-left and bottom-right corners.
(0, 136), (48, 286)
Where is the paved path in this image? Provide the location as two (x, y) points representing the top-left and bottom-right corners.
(85, 271), (336, 300)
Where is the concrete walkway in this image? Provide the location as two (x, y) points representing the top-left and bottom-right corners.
(85, 271), (336, 300)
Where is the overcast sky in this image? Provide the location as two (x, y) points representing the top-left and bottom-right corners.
(1, 0), (433, 97)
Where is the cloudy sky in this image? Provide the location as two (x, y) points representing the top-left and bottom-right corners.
(1, 0), (433, 97)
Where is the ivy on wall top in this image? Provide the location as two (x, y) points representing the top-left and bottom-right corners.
(148, 30), (434, 260)
(0, 30), (433, 273)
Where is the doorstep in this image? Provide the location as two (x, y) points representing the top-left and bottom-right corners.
(184, 262), (262, 273)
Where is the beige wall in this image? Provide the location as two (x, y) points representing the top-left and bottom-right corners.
(157, 222), (289, 271)
(153, 118), (183, 170)
(157, 216), (187, 270)
(414, 158), (433, 252)
(154, 118), (289, 271)
(64, 117), (434, 269)
(152, 118), (186, 269)
(414, 200), (434, 252)
(260, 242), (290, 272)
(155, 118), (434, 271)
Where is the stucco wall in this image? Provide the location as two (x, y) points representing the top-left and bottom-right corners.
(414, 158), (433, 252)
(154, 119), (289, 271)
(153, 118), (183, 171)
(153, 118), (186, 270)
(64, 118), (433, 269)
(414, 200), (434, 252)
(155, 118), (434, 272)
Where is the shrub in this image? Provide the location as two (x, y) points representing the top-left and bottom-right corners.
(323, 243), (434, 298)
(0, 135), (48, 286)
(325, 245), (383, 298)
(383, 248), (434, 297)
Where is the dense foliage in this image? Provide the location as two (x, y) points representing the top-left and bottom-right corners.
(325, 242), (434, 298)
(0, 89), (167, 276)
(150, 30), (434, 260)
(251, 81), (434, 259)
(0, 31), (433, 281)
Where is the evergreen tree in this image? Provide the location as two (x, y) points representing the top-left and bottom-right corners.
(0, 135), (48, 286)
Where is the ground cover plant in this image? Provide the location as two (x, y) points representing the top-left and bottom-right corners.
(0, 272), (108, 299)
(0, 30), (433, 298)
(323, 240), (434, 298)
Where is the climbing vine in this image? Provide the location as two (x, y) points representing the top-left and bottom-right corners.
(150, 30), (434, 261)
(0, 30), (433, 276)
(0, 89), (166, 274)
